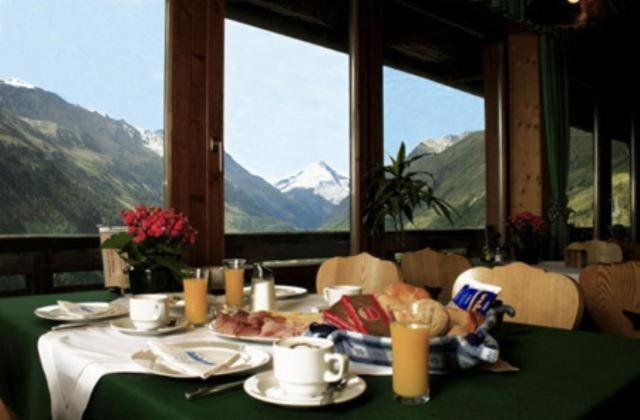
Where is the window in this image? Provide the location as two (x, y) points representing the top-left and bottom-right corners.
(567, 127), (594, 227)
(383, 67), (486, 229)
(224, 20), (350, 234)
(611, 139), (631, 227)
(0, 0), (166, 235)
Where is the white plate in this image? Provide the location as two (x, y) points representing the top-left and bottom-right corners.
(131, 341), (270, 378)
(244, 371), (366, 407)
(207, 325), (281, 344)
(34, 302), (128, 322)
(243, 285), (307, 300)
(110, 317), (190, 336)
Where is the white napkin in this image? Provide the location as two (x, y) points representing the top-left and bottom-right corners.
(146, 341), (241, 379)
(56, 301), (111, 319)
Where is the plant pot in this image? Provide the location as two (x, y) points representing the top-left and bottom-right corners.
(513, 246), (541, 265)
(128, 266), (180, 294)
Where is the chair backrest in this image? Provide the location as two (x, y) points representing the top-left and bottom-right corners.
(400, 248), (472, 304)
(579, 262), (640, 338)
(452, 262), (583, 330)
(316, 252), (402, 294)
(566, 240), (623, 266)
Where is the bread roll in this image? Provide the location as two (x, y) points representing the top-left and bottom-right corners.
(446, 306), (479, 334)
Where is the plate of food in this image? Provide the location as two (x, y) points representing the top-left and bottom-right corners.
(243, 285), (307, 300)
(209, 310), (321, 343)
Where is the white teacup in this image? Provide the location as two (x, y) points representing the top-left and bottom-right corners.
(129, 294), (170, 331)
(273, 337), (349, 397)
(323, 285), (363, 306)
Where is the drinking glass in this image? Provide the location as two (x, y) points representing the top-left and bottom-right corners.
(390, 302), (434, 405)
(222, 258), (246, 309)
(181, 268), (210, 325)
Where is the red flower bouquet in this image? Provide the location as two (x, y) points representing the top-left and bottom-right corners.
(508, 211), (546, 263)
(101, 205), (197, 279)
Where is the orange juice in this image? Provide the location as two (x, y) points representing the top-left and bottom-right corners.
(183, 278), (208, 324)
(224, 268), (245, 307)
(391, 321), (430, 399)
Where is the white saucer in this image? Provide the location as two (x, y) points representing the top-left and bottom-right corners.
(110, 317), (190, 336)
(244, 371), (366, 407)
(132, 341), (270, 378)
(35, 302), (128, 322)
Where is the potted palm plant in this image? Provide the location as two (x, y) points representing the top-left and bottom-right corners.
(363, 142), (454, 251)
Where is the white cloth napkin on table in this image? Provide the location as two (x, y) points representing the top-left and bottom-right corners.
(146, 341), (241, 379)
(56, 301), (111, 319)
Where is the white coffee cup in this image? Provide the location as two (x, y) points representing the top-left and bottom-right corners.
(129, 294), (170, 330)
(323, 285), (363, 306)
(273, 337), (349, 397)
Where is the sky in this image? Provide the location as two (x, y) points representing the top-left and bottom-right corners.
(0, 1), (484, 183)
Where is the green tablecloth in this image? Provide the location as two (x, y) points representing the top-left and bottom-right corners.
(2, 291), (640, 419)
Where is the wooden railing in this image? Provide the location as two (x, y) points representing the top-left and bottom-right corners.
(0, 230), (486, 296)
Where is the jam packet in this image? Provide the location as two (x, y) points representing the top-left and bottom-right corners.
(452, 279), (501, 316)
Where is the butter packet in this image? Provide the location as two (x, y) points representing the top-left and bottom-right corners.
(452, 279), (501, 315)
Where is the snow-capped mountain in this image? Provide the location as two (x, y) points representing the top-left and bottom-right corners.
(408, 133), (469, 159)
(275, 161), (349, 205)
(139, 129), (164, 156)
(0, 78), (35, 89)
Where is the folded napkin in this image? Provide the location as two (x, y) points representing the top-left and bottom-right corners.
(146, 341), (241, 379)
(56, 301), (112, 319)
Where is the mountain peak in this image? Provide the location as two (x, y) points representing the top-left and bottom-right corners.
(0, 78), (36, 89)
(275, 161), (349, 205)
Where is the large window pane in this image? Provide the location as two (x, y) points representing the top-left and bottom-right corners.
(612, 139), (631, 227)
(0, 0), (165, 234)
(224, 20), (349, 234)
(567, 127), (594, 227)
(383, 67), (486, 229)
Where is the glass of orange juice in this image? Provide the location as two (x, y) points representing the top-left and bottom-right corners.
(390, 303), (434, 405)
(181, 268), (210, 325)
(222, 258), (246, 309)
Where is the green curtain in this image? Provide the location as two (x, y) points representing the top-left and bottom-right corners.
(540, 33), (571, 258)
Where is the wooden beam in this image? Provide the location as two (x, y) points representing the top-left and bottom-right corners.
(166, 0), (225, 266)
(349, 0), (384, 256)
(593, 93), (612, 239)
(507, 32), (547, 217)
(484, 42), (509, 241)
(630, 111), (639, 242)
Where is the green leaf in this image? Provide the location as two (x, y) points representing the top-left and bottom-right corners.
(100, 232), (132, 250)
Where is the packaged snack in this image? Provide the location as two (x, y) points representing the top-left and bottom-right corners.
(452, 279), (501, 315)
(323, 294), (391, 336)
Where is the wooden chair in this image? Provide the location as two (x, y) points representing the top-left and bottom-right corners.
(579, 262), (640, 338)
(316, 252), (402, 294)
(400, 248), (472, 304)
(452, 262), (583, 330)
(565, 240), (623, 266)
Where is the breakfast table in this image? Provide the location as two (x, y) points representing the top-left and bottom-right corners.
(2, 290), (640, 419)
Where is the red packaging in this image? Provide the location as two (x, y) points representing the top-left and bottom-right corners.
(323, 294), (390, 336)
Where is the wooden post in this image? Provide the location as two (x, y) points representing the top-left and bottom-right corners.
(349, 0), (384, 256)
(630, 111), (639, 242)
(484, 42), (509, 241)
(593, 93), (612, 239)
(166, 0), (225, 266)
(506, 32), (547, 218)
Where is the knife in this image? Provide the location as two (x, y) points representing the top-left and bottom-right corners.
(184, 379), (246, 400)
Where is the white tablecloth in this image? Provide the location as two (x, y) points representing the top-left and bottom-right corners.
(37, 293), (389, 420)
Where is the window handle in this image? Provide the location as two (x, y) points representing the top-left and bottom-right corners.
(210, 138), (223, 173)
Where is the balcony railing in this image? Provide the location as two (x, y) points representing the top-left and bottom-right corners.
(0, 229), (492, 296)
